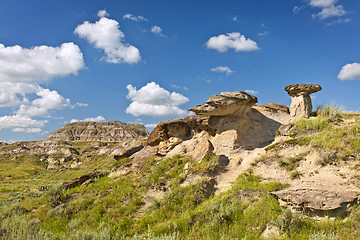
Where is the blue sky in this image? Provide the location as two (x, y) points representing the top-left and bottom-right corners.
(1, 0), (360, 142)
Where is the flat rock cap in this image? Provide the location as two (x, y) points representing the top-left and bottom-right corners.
(220, 91), (258, 102)
(285, 84), (322, 96)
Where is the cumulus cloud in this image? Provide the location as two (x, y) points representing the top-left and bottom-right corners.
(123, 13), (148, 22)
(16, 88), (70, 117)
(206, 32), (259, 53)
(308, 0), (347, 20)
(75, 14), (141, 64)
(70, 116), (105, 123)
(151, 25), (162, 35)
(0, 115), (47, 129)
(210, 66), (233, 75)
(0, 42), (85, 133)
(0, 42), (83, 108)
(0, 42), (84, 84)
(245, 89), (259, 95)
(126, 82), (189, 117)
(338, 62), (360, 81)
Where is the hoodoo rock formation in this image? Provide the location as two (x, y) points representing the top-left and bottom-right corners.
(143, 91), (290, 161)
(285, 84), (322, 120)
(45, 120), (148, 142)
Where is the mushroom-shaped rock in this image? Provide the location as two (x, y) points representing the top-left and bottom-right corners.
(285, 84), (321, 120)
(188, 91), (257, 116)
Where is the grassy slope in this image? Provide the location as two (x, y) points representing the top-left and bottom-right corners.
(1, 108), (360, 239)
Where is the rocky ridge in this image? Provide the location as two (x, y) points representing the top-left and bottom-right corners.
(45, 120), (148, 142)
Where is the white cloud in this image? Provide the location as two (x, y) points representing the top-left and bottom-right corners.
(0, 115), (47, 129)
(75, 15), (141, 64)
(151, 25), (162, 35)
(210, 66), (233, 75)
(16, 88), (70, 117)
(0, 42), (84, 133)
(97, 9), (109, 18)
(71, 102), (88, 108)
(338, 62), (360, 81)
(309, 0), (337, 8)
(126, 82), (189, 117)
(0, 42), (83, 107)
(206, 32), (259, 53)
(123, 13), (148, 22)
(70, 116), (105, 123)
(145, 123), (157, 128)
(326, 17), (350, 25)
(308, 0), (347, 20)
(0, 42), (84, 84)
(170, 84), (189, 91)
(313, 4), (346, 19)
(293, 6), (303, 14)
(12, 128), (42, 133)
(0, 82), (40, 107)
(258, 31), (269, 37)
(245, 89), (259, 95)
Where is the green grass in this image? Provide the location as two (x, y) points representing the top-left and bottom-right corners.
(2, 125), (360, 240)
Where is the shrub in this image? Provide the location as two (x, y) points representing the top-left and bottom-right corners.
(290, 170), (303, 179)
(294, 118), (330, 133)
(309, 232), (338, 240)
(316, 103), (342, 122)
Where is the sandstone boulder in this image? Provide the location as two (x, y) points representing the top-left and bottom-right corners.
(285, 84), (322, 120)
(62, 171), (107, 189)
(272, 186), (360, 217)
(45, 121), (148, 142)
(146, 115), (216, 146)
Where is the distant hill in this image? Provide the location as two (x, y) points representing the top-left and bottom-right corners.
(45, 120), (148, 142)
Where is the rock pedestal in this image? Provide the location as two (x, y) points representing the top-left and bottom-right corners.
(285, 84), (321, 120)
(144, 90), (289, 161)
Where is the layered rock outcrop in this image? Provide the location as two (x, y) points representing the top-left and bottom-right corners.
(272, 186), (360, 217)
(285, 84), (322, 120)
(144, 91), (290, 161)
(45, 121), (148, 142)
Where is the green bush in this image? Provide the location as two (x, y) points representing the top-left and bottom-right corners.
(316, 103), (342, 122)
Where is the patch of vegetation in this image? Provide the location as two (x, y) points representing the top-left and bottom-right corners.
(265, 142), (279, 151)
(113, 157), (132, 168)
(278, 155), (304, 172)
(290, 170), (303, 179)
(3, 126), (360, 240)
(316, 103), (342, 122)
(294, 118), (330, 133)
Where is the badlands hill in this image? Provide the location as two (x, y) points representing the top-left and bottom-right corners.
(1, 84), (360, 240)
(45, 120), (148, 142)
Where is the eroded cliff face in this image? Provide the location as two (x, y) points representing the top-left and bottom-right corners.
(45, 121), (149, 142)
